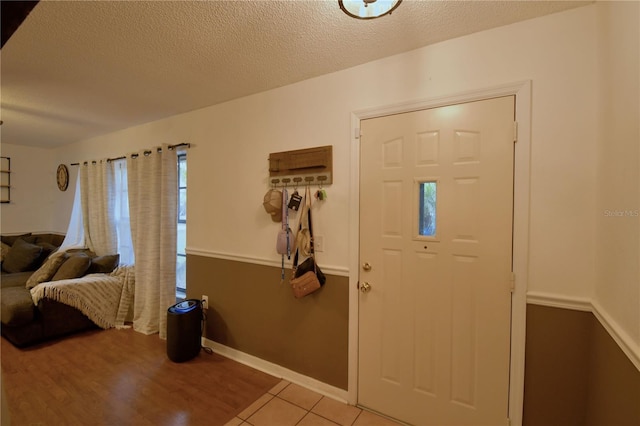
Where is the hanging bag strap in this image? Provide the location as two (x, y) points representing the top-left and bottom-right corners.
(280, 188), (288, 282)
(292, 242), (300, 271)
(283, 188), (291, 259)
(292, 202), (304, 272)
(305, 186), (315, 261)
(282, 187), (288, 232)
(306, 187), (317, 275)
(292, 186), (313, 272)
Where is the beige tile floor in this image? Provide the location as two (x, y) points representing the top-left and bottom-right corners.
(224, 380), (404, 426)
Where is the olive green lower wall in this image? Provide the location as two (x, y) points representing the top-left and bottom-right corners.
(186, 254), (349, 390)
(523, 304), (640, 426)
(187, 257), (640, 419)
(585, 317), (640, 426)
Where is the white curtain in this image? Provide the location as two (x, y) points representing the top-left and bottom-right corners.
(59, 172), (86, 251)
(113, 161), (135, 265)
(80, 161), (118, 255)
(127, 145), (177, 339)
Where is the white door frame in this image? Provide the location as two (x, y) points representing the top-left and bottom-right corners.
(348, 81), (531, 426)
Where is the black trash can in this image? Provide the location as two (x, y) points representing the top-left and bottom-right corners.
(167, 299), (202, 362)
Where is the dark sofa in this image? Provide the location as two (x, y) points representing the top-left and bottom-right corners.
(1, 233), (100, 347)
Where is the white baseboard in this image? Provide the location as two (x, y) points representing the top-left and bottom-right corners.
(527, 292), (640, 371)
(202, 337), (350, 403)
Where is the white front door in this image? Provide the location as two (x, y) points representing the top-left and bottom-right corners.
(358, 96), (515, 426)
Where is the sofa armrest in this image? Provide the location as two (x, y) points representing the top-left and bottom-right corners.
(1, 286), (35, 326)
(1, 271), (34, 289)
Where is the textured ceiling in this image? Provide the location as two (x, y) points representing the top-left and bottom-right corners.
(1, 0), (589, 148)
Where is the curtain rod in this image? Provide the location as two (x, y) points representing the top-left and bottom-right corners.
(70, 142), (190, 166)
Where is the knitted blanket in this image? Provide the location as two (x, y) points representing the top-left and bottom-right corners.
(30, 266), (134, 329)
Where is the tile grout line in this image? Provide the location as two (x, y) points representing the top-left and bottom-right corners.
(233, 379), (393, 426)
(351, 410), (363, 426)
(236, 378), (289, 423)
(242, 390), (348, 426)
(236, 393), (274, 421)
(290, 395), (343, 426)
(296, 411), (342, 426)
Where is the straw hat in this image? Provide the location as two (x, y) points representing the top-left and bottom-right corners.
(262, 189), (283, 222)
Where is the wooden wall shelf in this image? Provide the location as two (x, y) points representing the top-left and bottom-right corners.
(268, 145), (332, 187)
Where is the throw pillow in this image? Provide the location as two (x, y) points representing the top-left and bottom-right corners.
(1, 238), (43, 273)
(35, 242), (58, 265)
(22, 235), (39, 244)
(36, 242), (57, 256)
(25, 251), (68, 289)
(0, 242), (10, 262)
(66, 248), (96, 257)
(0, 233), (32, 246)
(86, 254), (120, 274)
(51, 253), (92, 281)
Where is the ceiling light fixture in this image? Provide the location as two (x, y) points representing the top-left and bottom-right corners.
(339, 0), (402, 20)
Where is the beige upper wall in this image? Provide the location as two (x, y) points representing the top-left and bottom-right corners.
(0, 143), (60, 234)
(15, 4), (600, 291)
(182, 4), (599, 298)
(595, 1), (640, 345)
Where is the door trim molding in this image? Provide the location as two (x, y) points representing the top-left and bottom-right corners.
(348, 80), (532, 426)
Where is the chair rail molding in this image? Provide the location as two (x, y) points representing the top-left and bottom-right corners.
(185, 247), (349, 277)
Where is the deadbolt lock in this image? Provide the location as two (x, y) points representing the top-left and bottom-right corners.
(362, 262), (372, 271)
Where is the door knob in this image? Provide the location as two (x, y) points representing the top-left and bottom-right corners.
(362, 262), (372, 271)
(359, 282), (372, 293)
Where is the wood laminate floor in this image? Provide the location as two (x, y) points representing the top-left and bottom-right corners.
(1, 328), (279, 426)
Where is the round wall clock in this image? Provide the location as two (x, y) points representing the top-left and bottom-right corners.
(56, 164), (69, 191)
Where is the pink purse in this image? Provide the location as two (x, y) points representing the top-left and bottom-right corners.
(277, 228), (293, 255)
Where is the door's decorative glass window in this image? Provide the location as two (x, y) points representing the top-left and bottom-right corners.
(419, 182), (437, 236)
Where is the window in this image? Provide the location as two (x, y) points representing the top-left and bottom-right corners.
(62, 161), (134, 262)
(63, 156), (183, 293)
(114, 161), (134, 264)
(176, 154), (187, 300)
(418, 181), (437, 237)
